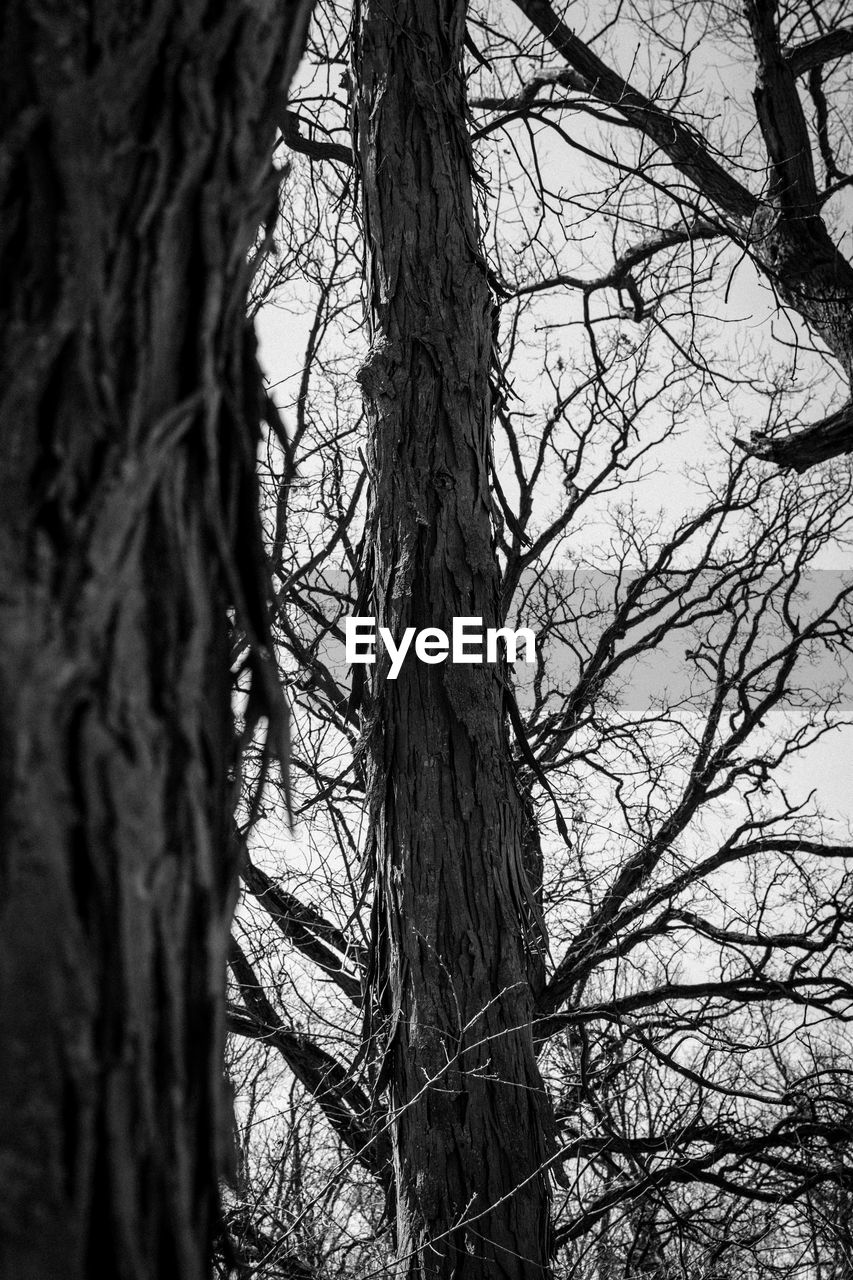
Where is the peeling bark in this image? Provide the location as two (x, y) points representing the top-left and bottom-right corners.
(0, 3), (310, 1276)
(353, 2), (554, 1276)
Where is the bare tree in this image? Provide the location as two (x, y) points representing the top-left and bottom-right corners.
(222, 1), (853, 1276)
(483, 0), (853, 468)
(282, 1), (853, 470)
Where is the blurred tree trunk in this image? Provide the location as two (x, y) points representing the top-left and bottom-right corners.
(0, 3), (310, 1277)
(354, 2), (554, 1276)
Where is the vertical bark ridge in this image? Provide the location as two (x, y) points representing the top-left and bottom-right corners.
(0, 3), (310, 1276)
(353, 3), (554, 1276)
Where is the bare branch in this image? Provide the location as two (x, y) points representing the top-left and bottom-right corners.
(742, 401), (853, 470)
(242, 855), (365, 1006)
(510, 0), (757, 217)
(513, 219), (721, 312)
(228, 937), (390, 1188)
(746, 0), (819, 213)
(786, 27), (853, 78)
(281, 109), (353, 166)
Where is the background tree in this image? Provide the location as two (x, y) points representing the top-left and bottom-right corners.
(0, 3), (312, 1276)
(221, 0), (853, 1276)
(350, 2), (557, 1276)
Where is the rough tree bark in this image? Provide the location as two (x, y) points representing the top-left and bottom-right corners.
(0, 3), (310, 1277)
(353, 2), (554, 1276)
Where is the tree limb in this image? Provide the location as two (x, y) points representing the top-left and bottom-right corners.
(242, 855), (365, 1006)
(746, 0), (818, 214)
(740, 401), (853, 470)
(510, 0), (757, 217)
(280, 109), (353, 166)
(786, 27), (853, 77)
(513, 218), (721, 314)
(227, 937), (390, 1188)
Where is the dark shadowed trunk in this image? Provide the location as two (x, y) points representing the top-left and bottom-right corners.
(353, 2), (554, 1276)
(0, 3), (310, 1277)
(744, 0), (853, 468)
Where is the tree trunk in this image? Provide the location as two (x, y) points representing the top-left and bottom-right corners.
(743, 204), (853, 469)
(743, 0), (853, 468)
(0, 4), (309, 1276)
(353, 3), (554, 1276)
